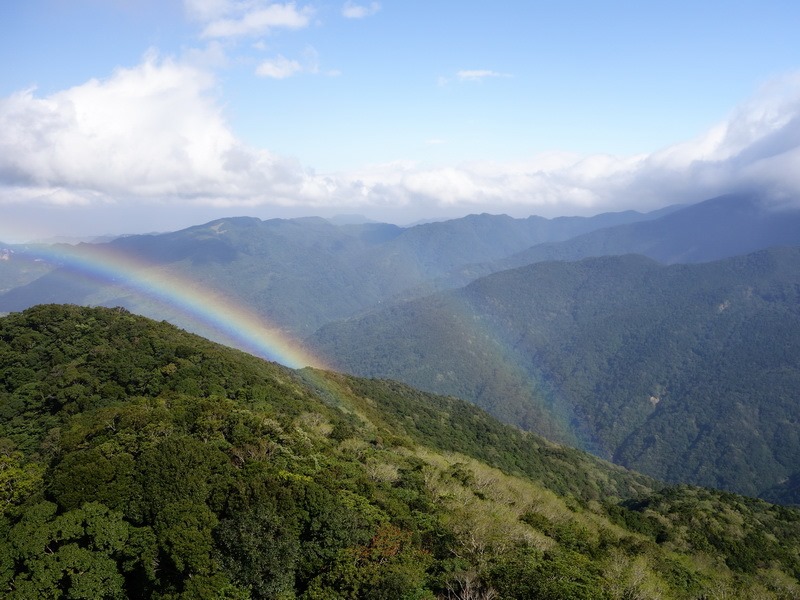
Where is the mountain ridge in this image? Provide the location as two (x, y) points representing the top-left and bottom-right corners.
(0, 207), (669, 336)
(506, 193), (800, 267)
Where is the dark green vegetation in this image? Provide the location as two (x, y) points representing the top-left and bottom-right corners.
(2, 305), (800, 598)
(310, 246), (800, 502)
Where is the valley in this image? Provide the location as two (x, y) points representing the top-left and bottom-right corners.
(2, 193), (799, 505)
(6, 3), (800, 597)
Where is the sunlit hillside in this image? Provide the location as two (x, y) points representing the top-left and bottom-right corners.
(1, 305), (799, 598)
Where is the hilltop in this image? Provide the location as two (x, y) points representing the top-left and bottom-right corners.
(1, 305), (799, 598)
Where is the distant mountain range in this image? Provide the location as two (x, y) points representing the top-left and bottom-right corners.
(3, 192), (800, 505)
(0, 205), (669, 335)
(429, 193), (800, 288)
(0, 245), (56, 294)
(2, 194), (793, 334)
(507, 193), (800, 265)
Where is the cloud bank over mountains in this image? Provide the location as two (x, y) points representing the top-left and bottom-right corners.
(2, 52), (798, 222)
(2, 1), (799, 232)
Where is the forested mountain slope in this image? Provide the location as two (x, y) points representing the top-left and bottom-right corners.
(0, 209), (666, 337)
(2, 305), (800, 598)
(309, 246), (800, 502)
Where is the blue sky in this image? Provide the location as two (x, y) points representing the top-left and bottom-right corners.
(2, 1), (800, 241)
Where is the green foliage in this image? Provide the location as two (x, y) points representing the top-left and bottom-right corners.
(302, 524), (433, 599)
(216, 495), (301, 598)
(4, 501), (136, 599)
(1, 305), (800, 599)
(311, 246), (800, 501)
(337, 375), (655, 502)
(0, 441), (44, 515)
(489, 548), (610, 600)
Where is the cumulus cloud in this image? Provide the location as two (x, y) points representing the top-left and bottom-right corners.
(0, 53), (316, 206)
(341, 73), (800, 214)
(1, 56), (800, 226)
(342, 1), (380, 19)
(184, 1), (313, 38)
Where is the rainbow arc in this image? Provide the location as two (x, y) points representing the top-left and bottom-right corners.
(24, 243), (324, 370)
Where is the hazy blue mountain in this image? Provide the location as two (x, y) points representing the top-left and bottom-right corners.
(0, 217), (386, 335)
(384, 194), (800, 292)
(0, 244), (57, 296)
(308, 246), (800, 501)
(373, 206), (680, 277)
(503, 193), (800, 267)
(0, 208), (662, 336)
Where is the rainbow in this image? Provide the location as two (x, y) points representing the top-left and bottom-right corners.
(20, 242), (326, 370)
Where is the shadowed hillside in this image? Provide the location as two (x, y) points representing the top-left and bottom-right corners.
(310, 246), (800, 502)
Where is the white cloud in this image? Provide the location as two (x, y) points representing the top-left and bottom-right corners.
(0, 53), (313, 205)
(181, 2), (324, 78)
(184, 0), (232, 22)
(336, 74), (800, 214)
(255, 55), (302, 78)
(188, 1), (313, 39)
(1, 58), (799, 227)
(342, 1), (380, 19)
(254, 46), (324, 78)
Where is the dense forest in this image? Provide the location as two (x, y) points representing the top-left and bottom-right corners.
(1, 305), (799, 598)
(310, 246), (800, 502)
